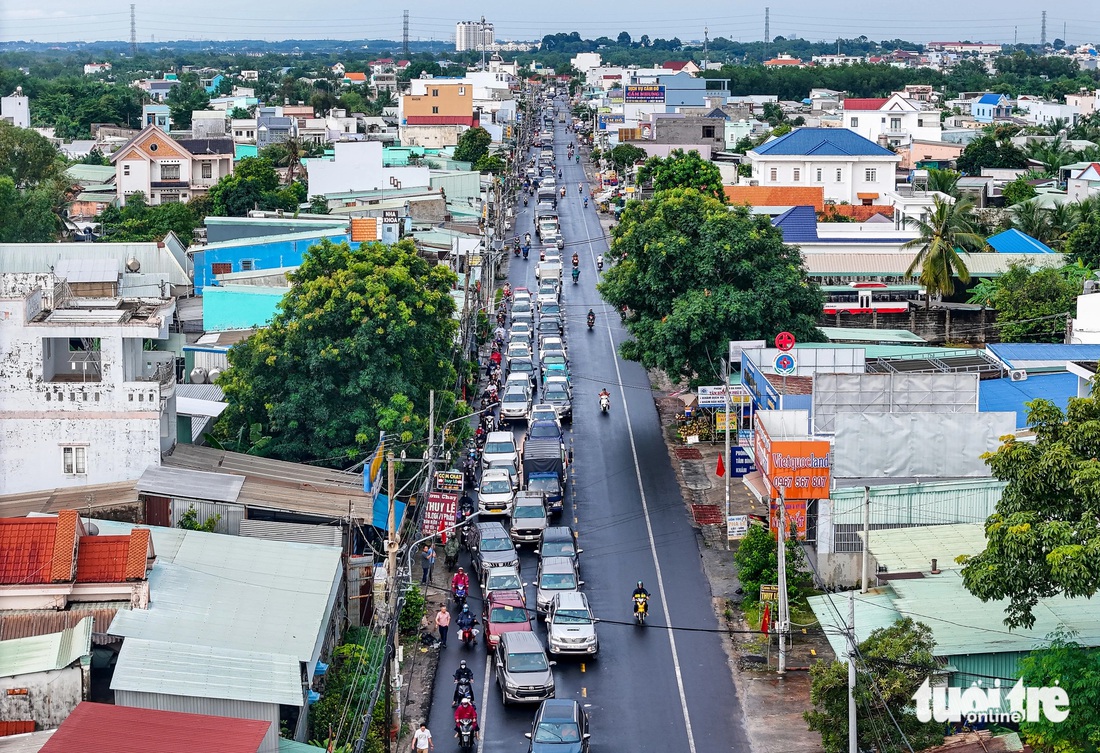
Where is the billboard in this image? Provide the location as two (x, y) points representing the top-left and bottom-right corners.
(698, 385), (749, 408)
(421, 491), (458, 536)
(752, 417), (830, 542)
(625, 84), (666, 103)
(597, 114), (625, 130)
(741, 353), (781, 409)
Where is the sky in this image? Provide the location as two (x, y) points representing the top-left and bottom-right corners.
(0, 0), (1097, 46)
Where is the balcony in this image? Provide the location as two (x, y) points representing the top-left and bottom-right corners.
(150, 180), (188, 189)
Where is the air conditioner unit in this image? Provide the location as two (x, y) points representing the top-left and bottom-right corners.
(1010, 369), (1028, 382)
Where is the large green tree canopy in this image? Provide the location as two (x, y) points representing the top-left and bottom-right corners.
(599, 188), (823, 379)
(961, 390), (1100, 629)
(637, 149), (725, 202)
(217, 238), (460, 464)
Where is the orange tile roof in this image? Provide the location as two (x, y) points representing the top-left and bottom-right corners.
(0, 518), (57, 585)
(344, 72), (367, 82)
(724, 185), (825, 211)
(764, 58), (804, 66)
(75, 536), (131, 583)
(125, 529), (152, 580)
(820, 204), (895, 221)
(51, 509), (79, 583)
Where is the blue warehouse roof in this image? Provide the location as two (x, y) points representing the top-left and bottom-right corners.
(752, 127), (897, 157)
(979, 372), (1077, 428)
(986, 228), (1055, 254)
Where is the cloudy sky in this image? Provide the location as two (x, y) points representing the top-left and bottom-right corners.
(0, 0), (1096, 45)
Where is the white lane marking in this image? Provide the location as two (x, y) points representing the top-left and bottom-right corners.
(480, 648), (492, 736)
(578, 197), (700, 753)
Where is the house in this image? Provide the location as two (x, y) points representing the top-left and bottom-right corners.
(231, 117), (257, 143)
(398, 83), (477, 147)
(342, 72), (367, 86)
(763, 54), (805, 68)
(111, 124), (234, 206)
(201, 74), (224, 94)
(841, 93), (942, 147)
(0, 267), (181, 495)
(256, 108), (295, 149)
(238, 70), (259, 82)
(971, 93), (1011, 122)
(371, 72), (398, 92)
(83, 63), (111, 75)
(98, 519), (344, 748)
(811, 54), (865, 66)
(661, 60), (700, 75)
(369, 58), (395, 75)
(1, 88), (30, 128)
(134, 77), (178, 103)
(0, 618), (93, 731)
(1066, 87), (1100, 117)
(307, 141), (432, 197)
(1068, 162), (1100, 202)
(140, 104), (170, 133)
(193, 226), (352, 293)
(40, 702), (273, 753)
(747, 127), (901, 205)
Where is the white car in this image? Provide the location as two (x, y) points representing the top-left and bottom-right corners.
(530, 404), (562, 430)
(510, 322), (533, 342)
(482, 431), (519, 468)
(500, 384), (532, 424)
(546, 591), (598, 656)
(544, 375), (572, 398)
(537, 288), (558, 307)
(507, 342), (532, 361)
(539, 337), (565, 361)
(479, 468), (516, 515)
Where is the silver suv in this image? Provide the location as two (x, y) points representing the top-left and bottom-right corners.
(510, 493), (549, 545)
(535, 556), (583, 615)
(546, 591), (599, 656)
(495, 631), (556, 705)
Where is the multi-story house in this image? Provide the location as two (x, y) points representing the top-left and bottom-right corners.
(971, 94), (1012, 123)
(747, 127), (901, 206)
(111, 124), (234, 206)
(399, 82), (477, 148)
(841, 93), (942, 148)
(0, 270), (178, 495)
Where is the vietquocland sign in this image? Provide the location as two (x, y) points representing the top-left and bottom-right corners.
(753, 417), (831, 539)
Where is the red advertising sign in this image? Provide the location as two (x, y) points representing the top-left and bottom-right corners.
(421, 492), (458, 536)
(775, 331), (796, 352)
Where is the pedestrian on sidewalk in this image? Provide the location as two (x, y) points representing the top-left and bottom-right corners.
(436, 604), (451, 648)
(412, 722), (433, 753)
(420, 543), (436, 585)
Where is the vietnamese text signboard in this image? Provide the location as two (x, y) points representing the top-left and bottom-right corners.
(753, 418), (830, 540)
(625, 84), (666, 103)
(434, 470), (463, 493)
(421, 491), (458, 535)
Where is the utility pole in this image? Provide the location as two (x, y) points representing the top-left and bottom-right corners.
(1041, 10), (1047, 45)
(386, 452), (398, 596)
(848, 590), (858, 753)
(764, 8), (771, 58)
(130, 4), (137, 57)
(723, 359), (732, 551)
(403, 10), (410, 58)
(861, 486), (871, 593)
(703, 26), (709, 72)
(776, 490), (788, 677)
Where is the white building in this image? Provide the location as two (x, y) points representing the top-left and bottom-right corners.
(111, 124), (234, 206)
(811, 54), (865, 66)
(456, 19), (494, 52)
(0, 268), (179, 495)
(1016, 96), (1081, 127)
(231, 117), (257, 143)
(841, 93), (942, 148)
(1068, 163), (1100, 202)
(83, 63), (112, 75)
(1066, 88), (1100, 117)
(306, 141), (431, 197)
(747, 127), (901, 206)
(571, 53), (603, 73)
(1, 87), (30, 128)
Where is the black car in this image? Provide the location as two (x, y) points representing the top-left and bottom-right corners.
(470, 521), (521, 575)
(526, 420), (564, 444)
(538, 526), (581, 568)
(525, 698), (590, 753)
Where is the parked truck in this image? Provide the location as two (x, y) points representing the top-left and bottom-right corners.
(522, 438), (566, 515)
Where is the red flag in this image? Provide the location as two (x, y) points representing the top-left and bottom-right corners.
(760, 604), (770, 634)
(438, 517), (447, 545)
(716, 453), (725, 477)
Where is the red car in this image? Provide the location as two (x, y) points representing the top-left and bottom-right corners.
(482, 590), (532, 649)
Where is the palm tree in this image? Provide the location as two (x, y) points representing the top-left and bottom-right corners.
(1042, 117), (1068, 137)
(903, 196), (986, 308)
(1047, 202), (1080, 249)
(1027, 137), (1077, 173)
(1011, 201), (1055, 245)
(1075, 194), (1100, 225)
(926, 168), (961, 198)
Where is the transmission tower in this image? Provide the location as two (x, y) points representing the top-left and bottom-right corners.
(764, 7), (770, 56)
(403, 10), (409, 57)
(703, 26), (709, 71)
(130, 4), (137, 57)
(1040, 10), (1047, 45)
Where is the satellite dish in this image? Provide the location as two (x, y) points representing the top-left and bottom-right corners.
(83, 521), (100, 536)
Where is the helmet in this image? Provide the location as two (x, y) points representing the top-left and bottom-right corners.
(637, 581), (644, 589)
(462, 604), (470, 612)
(457, 567), (464, 572)
(462, 697), (471, 704)
(459, 660), (467, 668)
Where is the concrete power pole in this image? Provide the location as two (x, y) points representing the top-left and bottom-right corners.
(703, 26), (709, 71)
(764, 8), (770, 57)
(776, 491), (788, 676)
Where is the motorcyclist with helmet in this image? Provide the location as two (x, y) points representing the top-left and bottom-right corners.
(454, 697), (479, 736)
(632, 581), (651, 616)
(455, 604), (477, 645)
(587, 309), (595, 329)
(452, 660), (474, 707)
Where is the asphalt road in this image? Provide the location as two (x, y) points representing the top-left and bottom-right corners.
(427, 106), (750, 753)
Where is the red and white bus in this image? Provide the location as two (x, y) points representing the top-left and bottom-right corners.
(822, 283), (924, 315)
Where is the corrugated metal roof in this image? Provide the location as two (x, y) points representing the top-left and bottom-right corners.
(861, 522), (987, 573)
(0, 729), (56, 752)
(986, 228), (1055, 254)
(819, 327), (927, 344)
(40, 701), (270, 753)
(0, 242), (191, 287)
(0, 616), (92, 677)
(808, 589), (901, 661)
(238, 519), (343, 547)
(198, 228), (349, 252)
(65, 164), (116, 184)
(135, 466), (243, 503)
(772, 205), (819, 242)
(827, 478), (1006, 526)
(0, 605), (127, 646)
(0, 482), (139, 520)
(111, 637), (303, 706)
(278, 739), (327, 753)
(802, 251), (1064, 277)
(53, 258), (120, 284)
(175, 383), (225, 402)
(986, 342), (1100, 366)
(979, 372), (1076, 428)
(99, 521), (342, 665)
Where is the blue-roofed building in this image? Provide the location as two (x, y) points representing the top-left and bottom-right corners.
(971, 93), (1011, 122)
(986, 227), (1055, 254)
(192, 229), (355, 294)
(747, 127), (901, 206)
(986, 342), (1100, 370)
(771, 206), (820, 242)
(979, 372), (1077, 427)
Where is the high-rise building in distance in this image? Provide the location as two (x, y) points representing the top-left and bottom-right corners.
(456, 19), (494, 52)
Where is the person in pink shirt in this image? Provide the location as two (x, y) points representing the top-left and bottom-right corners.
(435, 604), (451, 649)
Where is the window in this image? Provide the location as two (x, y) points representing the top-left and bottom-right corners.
(836, 168), (842, 182)
(161, 194), (180, 203)
(149, 143), (158, 152)
(240, 259), (254, 271)
(161, 164), (180, 181)
(850, 117), (858, 127)
(865, 168), (877, 182)
(432, 106), (439, 114)
(459, 87), (466, 95)
(432, 88), (439, 97)
(63, 446), (87, 475)
(815, 168), (822, 181)
(123, 165), (130, 176)
(890, 117), (901, 130)
(202, 163), (212, 179)
(792, 168), (800, 181)
(769, 168), (777, 181)
(211, 262), (232, 275)
(702, 125), (715, 139)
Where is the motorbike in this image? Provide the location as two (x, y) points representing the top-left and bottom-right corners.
(600, 393), (610, 414)
(578, 184), (583, 194)
(523, 197), (528, 207)
(496, 312), (505, 327)
(572, 256), (579, 268)
(634, 595), (648, 624)
(459, 620), (478, 648)
(453, 583), (468, 611)
(572, 268), (579, 285)
(513, 245), (520, 257)
(456, 719), (476, 752)
(584, 197), (588, 208)
(558, 170), (562, 179)
(453, 678), (475, 707)
(522, 246), (530, 260)
(587, 315), (595, 331)
(560, 187), (566, 198)
(597, 259), (604, 272)
(556, 237), (564, 250)
(576, 155), (580, 163)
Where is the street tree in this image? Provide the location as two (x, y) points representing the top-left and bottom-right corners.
(960, 387), (1100, 629)
(96, 199), (201, 243)
(473, 154), (505, 174)
(607, 143), (647, 172)
(902, 195), (985, 306)
(217, 238), (460, 464)
(637, 149), (725, 202)
(733, 523), (807, 606)
(207, 157), (301, 216)
(804, 618), (943, 753)
(453, 126), (491, 164)
(1017, 631), (1100, 752)
(989, 264), (1083, 342)
(598, 188), (823, 379)
(926, 168), (961, 198)
(1066, 222), (1100, 268)
(0, 177), (58, 242)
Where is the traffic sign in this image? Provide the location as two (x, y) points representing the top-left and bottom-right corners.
(775, 331), (796, 352)
(773, 352), (797, 376)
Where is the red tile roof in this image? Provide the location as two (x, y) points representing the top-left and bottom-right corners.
(0, 510), (79, 585)
(764, 57), (804, 66)
(842, 98), (888, 110)
(820, 205), (895, 221)
(663, 61), (689, 71)
(125, 528), (152, 580)
(40, 702), (270, 753)
(724, 185), (825, 211)
(75, 536), (130, 583)
(51, 509), (78, 583)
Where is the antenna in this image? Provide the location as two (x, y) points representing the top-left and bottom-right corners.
(403, 10), (410, 57)
(130, 4), (137, 57)
(1040, 10), (1047, 45)
(480, 16), (488, 68)
(764, 7), (770, 56)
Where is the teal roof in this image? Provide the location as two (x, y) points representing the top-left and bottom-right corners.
(819, 327), (927, 344)
(235, 144), (258, 161)
(862, 522), (988, 573)
(66, 164), (116, 184)
(794, 342), (981, 360)
(0, 616), (93, 676)
(199, 228), (348, 251)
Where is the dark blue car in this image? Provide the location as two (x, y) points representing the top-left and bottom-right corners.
(525, 699), (590, 753)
